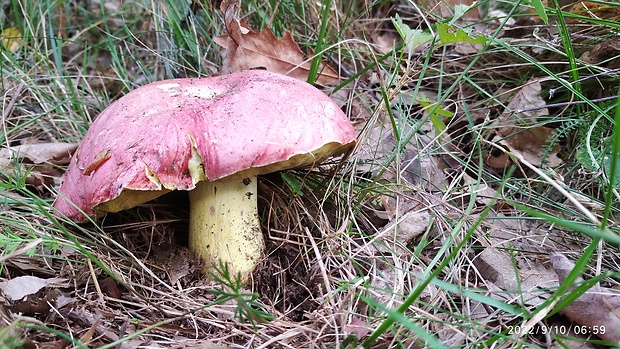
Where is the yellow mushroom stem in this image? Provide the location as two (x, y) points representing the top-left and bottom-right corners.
(188, 175), (264, 279)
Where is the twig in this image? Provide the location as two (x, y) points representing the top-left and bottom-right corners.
(0, 238), (43, 263)
(515, 95), (618, 113)
(549, 67), (620, 97)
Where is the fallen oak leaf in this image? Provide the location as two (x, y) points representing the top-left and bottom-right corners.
(486, 79), (562, 168)
(567, 1), (620, 22)
(214, 23), (339, 85)
(418, 0), (480, 22)
(550, 252), (620, 344)
(488, 125), (561, 168)
(0, 142), (77, 166)
(0, 142), (78, 191)
(0, 275), (67, 302)
(473, 247), (558, 307)
(345, 316), (373, 340)
(580, 36), (620, 69)
(219, 0), (243, 75)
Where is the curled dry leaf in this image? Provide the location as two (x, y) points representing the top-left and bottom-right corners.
(580, 36), (620, 69)
(564, 1), (620, 22)
(154, 243), (201, 284)
(550, 252), (620, 344)
(344, 316), (373, 340)
(0, 142), (77, 166)
(419, 0), (480, 22)
(379, 209), (431, 252)
(0, 275), (67, 301)
(0, 275), (71, 316)
(473, 247), (558, 306)
(215, 0), (339, 84)
(486, 79), (562, 168)
(0, 142), (78, 190)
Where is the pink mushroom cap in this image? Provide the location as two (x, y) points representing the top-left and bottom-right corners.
(54, 70), (356, 221)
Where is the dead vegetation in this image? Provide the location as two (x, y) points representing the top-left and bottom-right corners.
(2, 0), (620, 348)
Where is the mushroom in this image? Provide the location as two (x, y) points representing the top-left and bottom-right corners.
(53, 70), (356, 278)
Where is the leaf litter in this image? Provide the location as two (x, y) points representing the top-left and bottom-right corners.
(0, 142), (77, 192)
(215, 0), (339, 84)
(486, 79), (562, 169)
(551, 253), (620, 344)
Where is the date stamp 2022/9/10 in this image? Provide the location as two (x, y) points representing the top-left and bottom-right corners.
(507, 324), (606, 336)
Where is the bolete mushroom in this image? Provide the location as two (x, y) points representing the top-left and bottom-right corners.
(53, 70), (356, 278)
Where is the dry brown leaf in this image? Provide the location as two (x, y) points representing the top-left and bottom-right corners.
(98, 277), (123, 299)
(344, 316), (373, 340)
(353, 119), (396, 176)
(419, 0), (480, 21)
(68, 308), (120, 343)
(491, 125), (560, 167)
(462, 173), (500, 206)
(215, 1), (339, 84)
(474, 217), (569, 306)
(0, 275), (67, 301)
(218, 0), (243, 75)
(551, 252), (620, 344)
(214, 26), (339, 84)
(580, 36), (620, 69)
(473, 247), (558, 306)
(373, 32), (399, 54)
(0, 142), (77, 166)
(154, 243), (201, 284)
(487, 79), (562, 168)
(329, 84), (374, 123)
(400, 147), (447, 191)
(0, 276), (70, 316)
(0, 142), (77, 191)
(379, 209), (431, 250)
(567, 1), (620, 22)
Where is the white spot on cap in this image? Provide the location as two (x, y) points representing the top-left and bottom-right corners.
(184, 86), (218, 99)
(156, 83), (181, 96)
(295, 103), (307, 119)
(324, 102), (335, 117)
(97, 129), (112, 138)
(143, 108), (158, 117)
